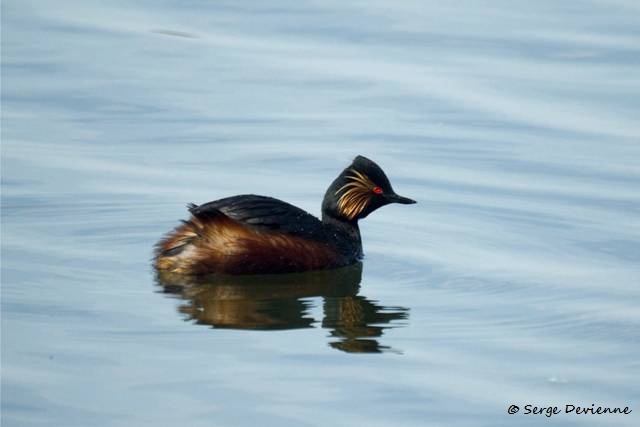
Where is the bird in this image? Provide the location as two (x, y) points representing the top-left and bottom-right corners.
(154, 155), (415, 275)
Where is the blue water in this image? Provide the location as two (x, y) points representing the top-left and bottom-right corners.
(2, 1), (639, 426)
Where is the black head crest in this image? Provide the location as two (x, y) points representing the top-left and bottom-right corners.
(322, 155), (415, 222)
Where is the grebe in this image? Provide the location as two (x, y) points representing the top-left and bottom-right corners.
(154, 155), (415, 275)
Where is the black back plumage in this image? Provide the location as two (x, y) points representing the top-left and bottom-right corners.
(188, 195), (328, 241)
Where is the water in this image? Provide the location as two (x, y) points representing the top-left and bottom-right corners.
(2, 1), (639, 426)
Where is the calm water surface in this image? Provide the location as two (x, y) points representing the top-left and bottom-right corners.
(2, 1), (640, 426)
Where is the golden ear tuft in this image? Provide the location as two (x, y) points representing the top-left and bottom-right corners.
(335, 169), (375, 220)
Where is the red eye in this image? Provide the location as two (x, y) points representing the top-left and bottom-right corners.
(372, 186), (383, 194)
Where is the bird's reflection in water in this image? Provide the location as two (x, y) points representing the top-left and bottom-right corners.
(156, 263), (408, 353)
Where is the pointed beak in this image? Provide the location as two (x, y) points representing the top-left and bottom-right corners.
(387, 193), (416, 205)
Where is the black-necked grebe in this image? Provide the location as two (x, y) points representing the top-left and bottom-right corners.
(154, 155), (415, 275)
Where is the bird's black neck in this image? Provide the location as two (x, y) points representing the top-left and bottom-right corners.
(322, 213), (362, 260)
